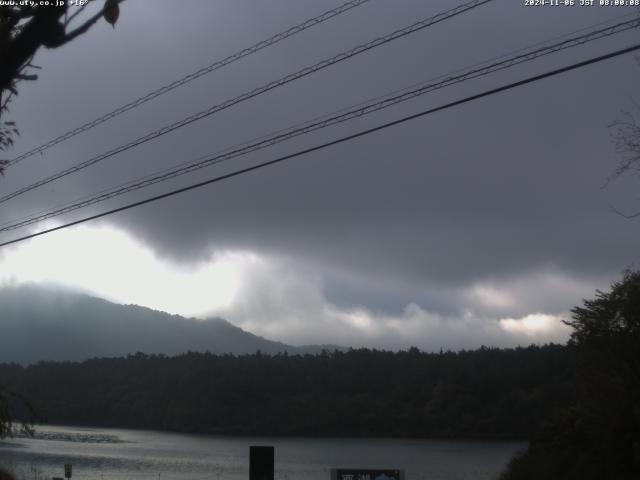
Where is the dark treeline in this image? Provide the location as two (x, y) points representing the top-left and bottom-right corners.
(0, 345), (574, 439)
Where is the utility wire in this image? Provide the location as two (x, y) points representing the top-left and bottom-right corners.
(5, 0), (374, 167)
(1, 16), (637, 234)
(1, 42), (638, 249)
(1, 15), (636, 231)
(0, 0), (494, 206)
(17, 5), (633, 231)
(6, 12), (635, 234)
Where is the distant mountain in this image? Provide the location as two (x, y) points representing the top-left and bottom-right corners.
(0, 284), (341, 364)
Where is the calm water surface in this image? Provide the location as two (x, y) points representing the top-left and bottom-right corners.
(0, 425), (524, 480)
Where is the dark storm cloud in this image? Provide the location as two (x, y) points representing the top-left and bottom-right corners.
(1, 0), (639, 330)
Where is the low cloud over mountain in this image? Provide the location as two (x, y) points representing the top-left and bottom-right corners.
(0, 284), (336, 364)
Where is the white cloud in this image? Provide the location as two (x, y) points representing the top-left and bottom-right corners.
(463, 270), (602, 318)
(0, 223), (575, 350)
(469, 284), (516, 310)
(499, 313), (571, 337)
(211, 258), (572, 350)
(0, 224), (248, 317)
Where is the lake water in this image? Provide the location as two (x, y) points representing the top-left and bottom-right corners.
(0, 425), (524, 480)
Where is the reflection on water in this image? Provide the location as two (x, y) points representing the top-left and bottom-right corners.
(0, 425), (524, 480)
(15, 431), (125, 444)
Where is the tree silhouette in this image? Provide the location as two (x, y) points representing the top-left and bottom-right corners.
(501, 270), (640, 480)
(0, 0), (123, 174)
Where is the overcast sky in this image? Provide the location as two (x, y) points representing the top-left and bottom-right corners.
(1, 0), (639, 351)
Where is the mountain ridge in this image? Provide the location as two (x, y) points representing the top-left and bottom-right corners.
(0, 284), (342, 364)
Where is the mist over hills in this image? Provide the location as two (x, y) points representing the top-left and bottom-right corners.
(0, 284), (338, 364)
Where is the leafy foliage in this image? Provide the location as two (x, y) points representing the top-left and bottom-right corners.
(500, 270), (640, 480)
(0, 119), (18, 174)
(0, 121), (18, 150)
(0, 1), (124, 174)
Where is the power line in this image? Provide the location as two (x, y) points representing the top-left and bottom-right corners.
(17, 8), (632, 233)
(1, 42), (637, 249)
(1, 16), (637, 234)
(1, 15), (636, 232)
(0, 0), (494, 206)
(5, 0), (374, 167)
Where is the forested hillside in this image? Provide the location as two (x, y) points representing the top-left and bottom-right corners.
(0, 286), (337, 363)
(0, 345), (574, 439)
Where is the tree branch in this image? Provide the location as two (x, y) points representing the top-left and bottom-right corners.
(610, 204), (640, 219)
(64, 4), (88, 27)
(49, 0), (126, 48)
(0, 6), (67, 92)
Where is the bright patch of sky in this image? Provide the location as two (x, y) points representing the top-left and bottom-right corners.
(0, 224), (575, 349)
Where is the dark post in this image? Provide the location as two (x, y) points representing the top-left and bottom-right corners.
(249, 446), (274, 480)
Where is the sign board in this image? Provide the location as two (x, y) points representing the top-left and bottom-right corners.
(331, 469), (404, 480)
(249, 446), (274, 480)
(64, 464), (72, 479)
